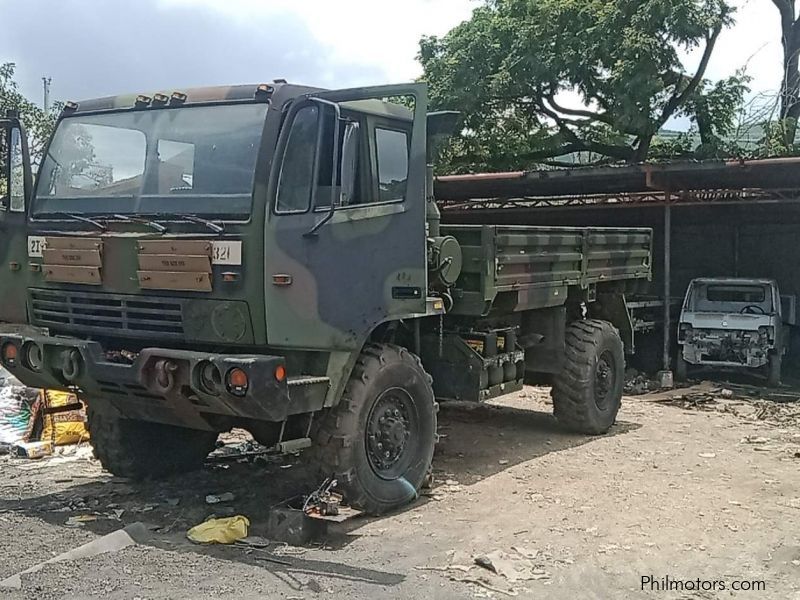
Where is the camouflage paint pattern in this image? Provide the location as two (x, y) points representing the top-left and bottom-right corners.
(0, 81), (654, 430)
(443, 225), (653, 316)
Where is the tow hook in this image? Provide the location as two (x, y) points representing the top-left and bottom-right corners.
(61, 349), (83, 382)
(154, 359), (179, 393)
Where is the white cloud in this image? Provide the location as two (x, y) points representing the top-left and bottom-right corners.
(158, 0), (477, 83)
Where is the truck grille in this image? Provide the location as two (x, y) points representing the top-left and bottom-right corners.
(29, 289), (185, 338)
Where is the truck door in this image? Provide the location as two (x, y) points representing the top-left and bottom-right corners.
(0, 114), (33, 324)
(264, 84), (428, 350)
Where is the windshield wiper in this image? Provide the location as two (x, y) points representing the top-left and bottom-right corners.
(50, 212), (107, 232)
(175, 214), (225, 234)
(110, 214), (168, 234)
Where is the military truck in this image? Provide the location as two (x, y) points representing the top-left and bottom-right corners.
(0, 82), (652, 514)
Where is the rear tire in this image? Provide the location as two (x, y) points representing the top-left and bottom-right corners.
(86, 405), (218, 479)
(767, 353), (782, 388)
(311, 344), (437, 515)
(551, 320), (624, 435)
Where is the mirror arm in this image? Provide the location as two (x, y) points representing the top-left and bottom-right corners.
(304, 98), (341, 238)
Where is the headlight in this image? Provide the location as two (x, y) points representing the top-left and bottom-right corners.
(678, 323), (693, 342)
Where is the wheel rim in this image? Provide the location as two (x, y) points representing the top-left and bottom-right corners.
(594, 350), (617, 411)
(365, 387), (419, 481)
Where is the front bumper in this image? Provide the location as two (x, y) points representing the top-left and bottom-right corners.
(0, 334), (299, 430)
(680, 338), (770, 368)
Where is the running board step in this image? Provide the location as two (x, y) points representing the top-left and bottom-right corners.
(286, 376), (330, 413)
(288, 376), (330, 387)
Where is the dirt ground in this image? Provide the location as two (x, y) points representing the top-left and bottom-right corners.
(0, 384), (799, 600)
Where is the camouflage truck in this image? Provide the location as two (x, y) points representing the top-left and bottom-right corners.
(0, 83), (652, 514)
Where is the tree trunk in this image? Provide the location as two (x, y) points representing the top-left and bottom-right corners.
(773, 0), (800, 144)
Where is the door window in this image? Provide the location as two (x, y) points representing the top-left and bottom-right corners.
(275, 105), (319, 213)
(375, 128), (408, 203)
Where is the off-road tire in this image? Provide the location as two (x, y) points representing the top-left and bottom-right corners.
(311, 343), (437, 516)
(86, 405), (218, 479)
(675, 352), (689, 383)
(551, 319), (624, 435)
(767, 353), (782, 388)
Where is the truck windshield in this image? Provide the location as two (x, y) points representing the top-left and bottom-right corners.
(34, 103), (267, 218)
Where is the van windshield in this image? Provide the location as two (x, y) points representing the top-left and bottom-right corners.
(690, 283), (773, 313)
(34, 103), (267, 218)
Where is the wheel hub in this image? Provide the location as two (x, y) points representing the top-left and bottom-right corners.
(366, 390), (416, 478)
(594, 351), (615, 410)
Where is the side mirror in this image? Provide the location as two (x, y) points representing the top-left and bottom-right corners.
(339, 121), (359, 207)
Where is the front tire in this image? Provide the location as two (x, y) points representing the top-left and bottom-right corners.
(551, 320), (624, 435)
(675, 352), (689, 383)
(86, 405), (218, 479)
(767, 353), (782, 388)
(311, 344), (437, 515)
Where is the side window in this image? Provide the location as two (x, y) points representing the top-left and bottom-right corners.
(315, 113), (362, 209)
(375, 128), (408, 203)
(276, 105), (319, 213)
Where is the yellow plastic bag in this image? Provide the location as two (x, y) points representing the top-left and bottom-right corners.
(40, 390), (90, 446)
(187, 516), (250, 544)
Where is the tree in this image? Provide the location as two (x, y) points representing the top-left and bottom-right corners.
(769, 0), (800, 146)
(419, 0), (747, 172)
(0, 62), (60, 166)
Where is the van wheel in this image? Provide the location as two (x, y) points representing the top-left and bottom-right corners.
(311, 344), (437, 516)
(551, 320), (624, 435)
(86, 405), (218, 479)
(675, 353), (688, 383)
(766, 353), (782, 388)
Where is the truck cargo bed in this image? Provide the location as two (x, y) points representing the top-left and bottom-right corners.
(442, 225), (653, 316)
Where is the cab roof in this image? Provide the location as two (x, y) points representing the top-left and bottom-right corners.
(64, 82), (323, 114)
(691, 277), (777, 286)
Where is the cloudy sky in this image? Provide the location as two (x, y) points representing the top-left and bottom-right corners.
(0, 0), (787, 112)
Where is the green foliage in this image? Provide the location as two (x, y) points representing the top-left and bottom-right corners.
(0, 62), (59, 165)
(419, 0), (748, 172)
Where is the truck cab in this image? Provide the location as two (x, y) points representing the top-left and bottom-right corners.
(677, 277), (785, 386)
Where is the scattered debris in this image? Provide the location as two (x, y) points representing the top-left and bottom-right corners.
(0, 522), (147, 589)
(302, 477), (360, 522)
(267, 506), (327, 545)
(624, 369), (662, 395)
(14, 440), (53, 459)
(742, 436), (770, 445)
(65, 514), (99, 527)
(205, 492), (236, 504)
(420, 547), (551, 596)
(474, 555), (497, 573)
(187, 515), (250, 544)
(235, 536), (272, 549)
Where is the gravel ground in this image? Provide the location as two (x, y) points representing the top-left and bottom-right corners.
(0, 384), (798, 599)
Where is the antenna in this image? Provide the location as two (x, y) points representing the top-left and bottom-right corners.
(42, 76), (52, 112)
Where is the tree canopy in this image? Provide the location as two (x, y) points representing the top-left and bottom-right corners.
(0, 62), (59, 166)
(419, 0), (748, 172)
